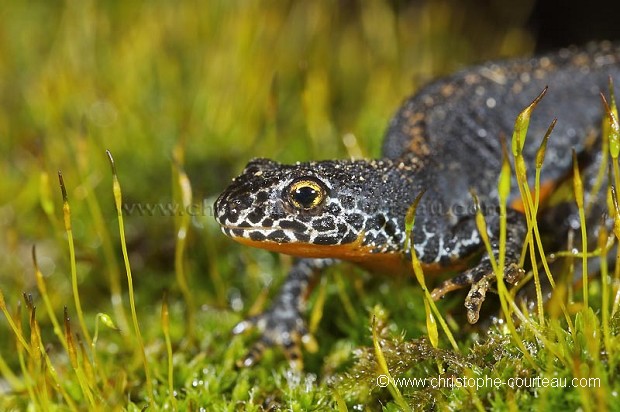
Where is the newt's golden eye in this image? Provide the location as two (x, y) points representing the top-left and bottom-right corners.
(287, 178), (327, 210)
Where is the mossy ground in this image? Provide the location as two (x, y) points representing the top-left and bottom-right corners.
(1, 1), (619, 410)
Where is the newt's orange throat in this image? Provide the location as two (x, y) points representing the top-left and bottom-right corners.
(229, 228), (369, 259)
(228, 227), (469, 275)
(214, 43), (620, 368)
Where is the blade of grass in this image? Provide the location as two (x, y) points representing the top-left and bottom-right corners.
(371, 315), (411, 412)
(172, 160), (195, 344)
(335, 272), (358, 323)
(74, 132), (131, 336)
(611, 185), (620, 315)
(58, 171), (93, 347)
(77, 334), (95, 390)
(50, 168), (116, 396)
(309, 275), (328, 335)
(25, 299), (47, 409)
(530, 119), (559, 291)
(91, 311), (119, 395)
(14, 301), (38, 410)
(92, 312), (119, 365)
(161, 291), (177, 412)
(28, 299), (81, 412)
(64, 307), (96, 408)
(404, 190), (459, 352)
(511, 91), (547, 325)
(332, 387), (349, 412)
(511, 93), (576, 334)
(477, 159), (536, 366)
(0, 289), (31, 356)
(519, 122), (575, 330)
(41, 351), (79, 412)
(106, 150), (154, 407)
(502, 96), (585, 367)
(32, 245), (68, 352)
(572, 150), (589, 308)
(602, 91), (620, 316)
(596, 222), (612, 373)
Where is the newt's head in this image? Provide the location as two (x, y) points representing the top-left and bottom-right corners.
(214, 157), (408, 258)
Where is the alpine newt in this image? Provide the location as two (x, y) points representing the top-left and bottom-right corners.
(214, 42), (620, 368)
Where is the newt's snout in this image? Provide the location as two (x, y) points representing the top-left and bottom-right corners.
(214, 159), (305, 244)
(214, 186), (253, 227)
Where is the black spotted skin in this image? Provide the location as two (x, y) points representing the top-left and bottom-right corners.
(214, 42), (620, 368)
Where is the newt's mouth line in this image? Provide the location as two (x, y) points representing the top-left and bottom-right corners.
(220, 224), (302, 232)
(220, 224), (344, 239)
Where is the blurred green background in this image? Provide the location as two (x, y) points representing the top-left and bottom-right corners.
(1, 0), (535, 301)
(2, 0), (616, 408)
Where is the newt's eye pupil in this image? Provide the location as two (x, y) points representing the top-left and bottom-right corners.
(294, 186), (318, 208)
(288, 178), (326, 210)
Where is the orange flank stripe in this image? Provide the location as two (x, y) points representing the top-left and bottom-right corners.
(231, 232), (468, 276)
(233, 231), (371, 260)
(509, 179), (556, 213)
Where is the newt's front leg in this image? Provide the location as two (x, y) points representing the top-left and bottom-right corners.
(430, 208), (527, 323)
(232, 258), (335, 369)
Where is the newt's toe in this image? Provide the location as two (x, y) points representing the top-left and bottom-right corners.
(232, 306), (311, 369)
(431, 259), (525, 324)
(464, 277), (491, 324)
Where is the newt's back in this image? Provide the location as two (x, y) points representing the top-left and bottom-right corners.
(384, 42), (620, 208)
